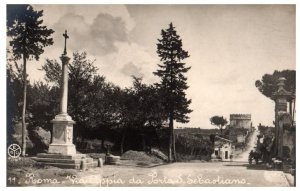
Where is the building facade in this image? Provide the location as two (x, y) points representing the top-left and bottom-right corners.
(211, 136), (234, 161)
(230, 114), (252, 129)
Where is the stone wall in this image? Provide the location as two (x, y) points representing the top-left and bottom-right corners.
(282, 129), (295, 160)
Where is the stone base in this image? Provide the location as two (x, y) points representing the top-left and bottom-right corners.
(33, 153), (98, 169)
(51, 113), (75, 123)
(48, 143), (76, 155)
(39, 113), (96, 169)
(105, 155), (121, 165)
(49, 113), (76, 155)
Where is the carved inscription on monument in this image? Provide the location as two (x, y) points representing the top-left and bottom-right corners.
(53, 125), (66, 144)
(66, 126), (73, 144)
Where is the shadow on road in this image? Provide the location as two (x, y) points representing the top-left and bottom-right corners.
(224, 162), (276, 171)
(118, 160), (171, 168)
(136, 162), (169, 168)
(224, 163), (248, 167)
(246, 164), (276, 171)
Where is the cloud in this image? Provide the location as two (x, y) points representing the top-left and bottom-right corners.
(89, 13), (128, 55)
(50, 13), (128, 56)
(96, 41), (160, 88)
(32, 4), (136, 56)
(51, 13), (89, 52)
(121, 62), (143, 78)
(33, 4), (135, 31)
(27, 5), (157, 89)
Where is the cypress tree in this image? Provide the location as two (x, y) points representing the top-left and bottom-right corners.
(154, 23), (192, 162)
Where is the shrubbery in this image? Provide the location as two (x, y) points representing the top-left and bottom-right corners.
(175, 133), (212, 161)
(7, 157), (38, 169)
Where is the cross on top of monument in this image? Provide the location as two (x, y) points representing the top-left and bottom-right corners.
(63, 30), (69, 55)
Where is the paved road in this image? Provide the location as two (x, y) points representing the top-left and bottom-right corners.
(59, 129), (291, 187)
(235, 129), (259, 162)
(68, 161), (290, 187)
(38, 129), (292, 187)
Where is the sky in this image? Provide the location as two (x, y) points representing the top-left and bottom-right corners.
(7, 4), (295, 129)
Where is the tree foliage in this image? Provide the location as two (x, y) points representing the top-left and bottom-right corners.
(41, 52), (167, 152)
(42, 52), (104, 140)
(176, 133), (213, 160)
(7, 4), (54, 156)
(125, 76), (167, 128)
(255, 70), (295, 101)
(154, 23), (192, 123)
(7, 52), (58, 152)
(154, 23), (192, 162)
(255, 70), (296, 121)
(7, 4), (54, 60)
(27, 82), (59, 132)
(7, 53), (24, 122)
(7, 54), (24, 145)
(117, 76), (167, 153)
(210, 115), (228, 135)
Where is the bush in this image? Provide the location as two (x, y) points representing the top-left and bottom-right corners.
(7, 157), (38, 169)
(258, 125), (275, 137)
(175, 133), (212, 161)
(87, 153), (106, 160)
(121, 150), (163, 163)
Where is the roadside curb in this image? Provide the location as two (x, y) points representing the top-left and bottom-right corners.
(282, 172), (293, 186)
(283, 172), (294, 186)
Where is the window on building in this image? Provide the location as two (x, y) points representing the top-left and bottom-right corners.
(215, 150), (218, 156)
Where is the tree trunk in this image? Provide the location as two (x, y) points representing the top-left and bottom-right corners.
(289, 101), (293, 116)
(292, 99), (295, 126)
(172, 130), (177, 162)
(168, 113), (174, 163)
(21, 55), (27, 157)
(73, 125), (77, 145)
(141, 133), (146, 151)
(190, 147), (194, 155)
(101, 138), (105, 151)
(154, 129), (161, 150)
(50, 128), (53, 144)
(120, 127), (127, 155)
(168, 129), (172, 162)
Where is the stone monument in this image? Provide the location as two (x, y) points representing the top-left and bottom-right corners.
(35, 30), (97, 169)
(272, 77), (295, 162)
(47, 30), (76, 155)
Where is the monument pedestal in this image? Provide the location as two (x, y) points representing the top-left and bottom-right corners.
(34, 114), (97, 169)
(35, 153), (97, 169)
(48, 113), (76, 155)
(48, 144), (76, 155)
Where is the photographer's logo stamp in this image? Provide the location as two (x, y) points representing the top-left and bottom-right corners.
(8, 144), (21, 160)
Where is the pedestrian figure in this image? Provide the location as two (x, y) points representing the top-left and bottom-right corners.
(248, 150), (254, 164)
